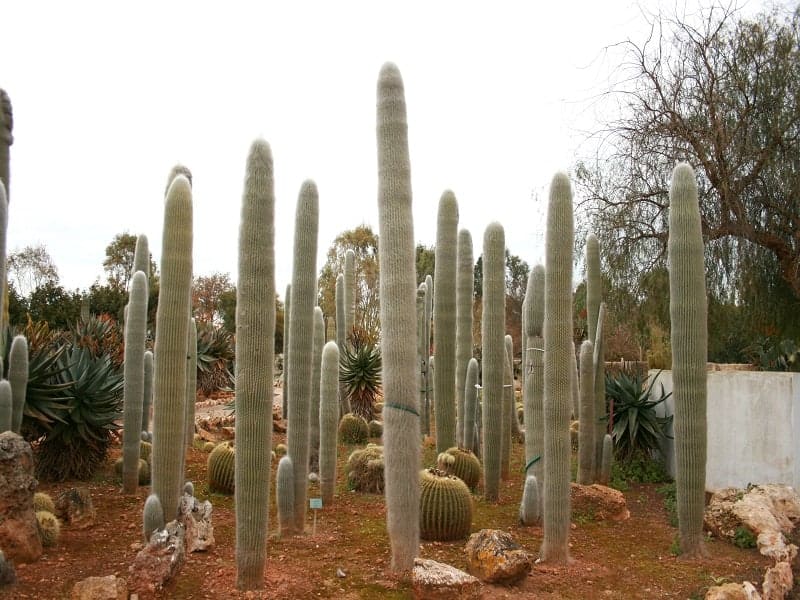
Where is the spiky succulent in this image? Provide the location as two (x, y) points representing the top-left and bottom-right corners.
(339, 328), (382, 422)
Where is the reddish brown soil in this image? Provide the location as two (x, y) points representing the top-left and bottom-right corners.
(9, 395), (772, 599)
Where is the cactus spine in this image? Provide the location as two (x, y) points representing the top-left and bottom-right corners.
(344, 248), (356, 334)
(463, 358), (479, 456)
(377, 62), (420, 572)
(593, 303), (606, 481)
(8, 335), (28, 434)
(481, 222), (505, 501)
(150, 174), (193, 523)
(0, 183), (7, 346)
(319, 341), (340, 505)
(0, 380), (11, 432)
(309, 306), (325, 473)
(283, 284), (291, 420)
(0, 89), (11, 200)
(570, 342), (579, 420)
(234, 139), (275, 588)
(433, 191), (459, 453)
(501, 334), (513, 479)
(540, 173), (574, 564)
(133, 234), (150, 279)
(335, 274), (349, 417)
(122, 271), (148, 493)
(184, 318), (197, 448)
(141, 350), (153, 434)
(577, 340), (595, 485)
(585, 234), (601, 352)
(286, 180), (319, 534)
(423, 274), (433, 435)
(523, 265), (545, 485)
(276, 455), (294, 537)
(668, 162), (708, 558)
(416, 282), (428, 436)
(585, 234), (606, 481)
(455, 229), (473, 448)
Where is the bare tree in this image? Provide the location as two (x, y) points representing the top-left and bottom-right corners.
(7, 243), (59, 297)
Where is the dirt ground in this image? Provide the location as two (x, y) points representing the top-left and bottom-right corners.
(9, 389), (775, 599)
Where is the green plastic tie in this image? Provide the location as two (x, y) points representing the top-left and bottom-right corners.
(524, 455), (541, 473)
(384, 402), (420, 417)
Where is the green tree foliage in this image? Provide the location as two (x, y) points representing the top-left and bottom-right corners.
(27, 283), (81, 329)
(103, 233), (157, 290)
(192, 272), (235, 326)
(576, 4), (800, 353)
(318, 225), (380, 339)
(415, 244), (435, 285)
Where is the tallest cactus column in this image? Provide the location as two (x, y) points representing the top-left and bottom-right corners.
(235, 139), (275, 589)
(540, 172), (574, 564)
(668, 162), (709, 559)
(377, 62), (420, 574)
(150, 174), (193, 522)
(433, 191), (459, 453)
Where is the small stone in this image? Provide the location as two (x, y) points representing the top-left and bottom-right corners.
(413, 558), (482, 600)
(336, 567), (346, 578)
(70, 575), (127, 599)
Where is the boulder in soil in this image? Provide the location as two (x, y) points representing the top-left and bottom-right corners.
(464, 529), (532, 584)
(413, 557), (482, 599)
(129, 520), (186, 595)
(178, 491), (214, 553)
(70, 575), (128, 599)
(0, 431), (42, 563)
(570, 483), (630, 521)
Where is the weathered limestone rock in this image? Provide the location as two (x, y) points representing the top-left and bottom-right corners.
(129, 520), (186, 595)
(0, 431), (42, 563)
(55, 487), (96, 529)
(413, 558), (482, 600)
(762, 561), (793, 600)
(705, 581), (761, 600)
(570, 483), (630, 521)
(70, 575), (128, 599)
(464, 529), (532, 584)
(178, 491), (214, 552)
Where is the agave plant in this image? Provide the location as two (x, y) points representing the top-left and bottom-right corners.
(196, 322), (234, 396)
(605, 370), (673, 462)
(71, 313), (125, 368)
(340, 327), (382, 422)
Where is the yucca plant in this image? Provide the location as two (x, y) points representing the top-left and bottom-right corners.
(604, 370), (673, 463)
(196, 322), (234, 395)
(340, 326), (382, 422)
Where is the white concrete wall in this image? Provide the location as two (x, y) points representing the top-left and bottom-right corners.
(651, 370), (800, 491)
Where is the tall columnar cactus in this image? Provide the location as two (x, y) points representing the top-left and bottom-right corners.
(455, 229), (473, 448)
(540, 173), (574, 564)
(668, 162), (709, 558)
(122, 271), (148, 493)
(133, 234), (151, 279)
(276, 455), (294, 537)
(319, 341), (340, 505)
(507, 335), (523, 444)
(336, 274), (349, 417)
(286, 180), (319, 534)
(0, 380), (11, 432)
(523, 265), (545, 484)
(433, 190), (459, 454)
(416, 282), (428, 436)
(423, 274), (433, 435)
(0, 183), (8, 345)
(585, 234), (601, 349)
(344, 248), (356, 335)
(150, 174), (193, 524)
(234, 138), (276, 589)
(593, 303), (606, 482)
(463, 358), (479, 456)
(8, 335), (28, 434)
(599, 433), (613, 486)
(377, 62), (420, 572)
(141, 350), (154, 434)
(570, 342), (579, 420)
(501, 334), (513, 480)
(481, 221), (505, 501)
(283, 284), (291, 420)
(577, 340), (595, 485)
(309, 306), (325, 473)
(0, 89), (12, 200)
(184, 318), (197, 448)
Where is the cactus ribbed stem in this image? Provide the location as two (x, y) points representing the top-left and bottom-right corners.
(519, 474), (540, 526)
(481, 222), (505, 501)
(577, 340), (595, 485)
(570, 342), (579, 420)
(234, 139), (276, 588)
(143, 493), (164, 542)
(463, 358), (479, 456)
(501, 334), (514, 479)
(344, 249), (356, 335)
(319, 341), (340, 505)
(287, 181), (319, 534)
(423, 274), (433, 436)
(151, 174), (193, 523)
(455, 229), (473, 448)
(593, 303), (606, 481)
(141, 350), (153, 434)
(0, 183), (7, 345)
(585, 234), (601, 351)
(540, 173), (573, 564)
(133, 234), (150, 279)
(377, 62), (420, 573)
(276, 455), (294, 537)
(8, 335), (28, 434)
(523, 265), (545, 485)
(417, 282), (428, 437)
(184, 318), (197, 449)
(283, 284), (291, 420)
(122, 271), (148, 493)
(0, 380), (11, 432)
(599, 433), (613, 485)
(0, 90), (12, 201)
(433, 191), (459, 453)
(335, 274), (347, 417)
(309, 306), (325, 473)
(668, 162), (709, 559)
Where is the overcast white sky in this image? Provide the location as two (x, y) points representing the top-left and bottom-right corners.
(0, 0), (773, 297)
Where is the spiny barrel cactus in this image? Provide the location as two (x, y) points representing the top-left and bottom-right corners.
(8, 335), (28, 434)
(234, 138), (276, 589)
(455, 229), (473, 449)
(208, 441), (235, 494)
(33, 492), (55, 514)
(377, 61), (420, 572)
(151, 174), (193, 523)
(419, 468), (473, 541)
(319, 341), (340, 505)
(540, 173), (574, 564)
(668, 162), (708, 558)
(286, 180), (319, 534)
(439, 447), (481, 491)
(35, 510), (61, 547)
(345, 443), (385, 493)
(338, 412), (369, 444)
(481, 222), (505, 501)
(577, 340), (595, 485)
(276, 455), (294, 537)
(122, 271), (148, 494)
(433, 190), (459, 453)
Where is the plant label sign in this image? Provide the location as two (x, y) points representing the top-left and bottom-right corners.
(310, 498), (322, 509)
